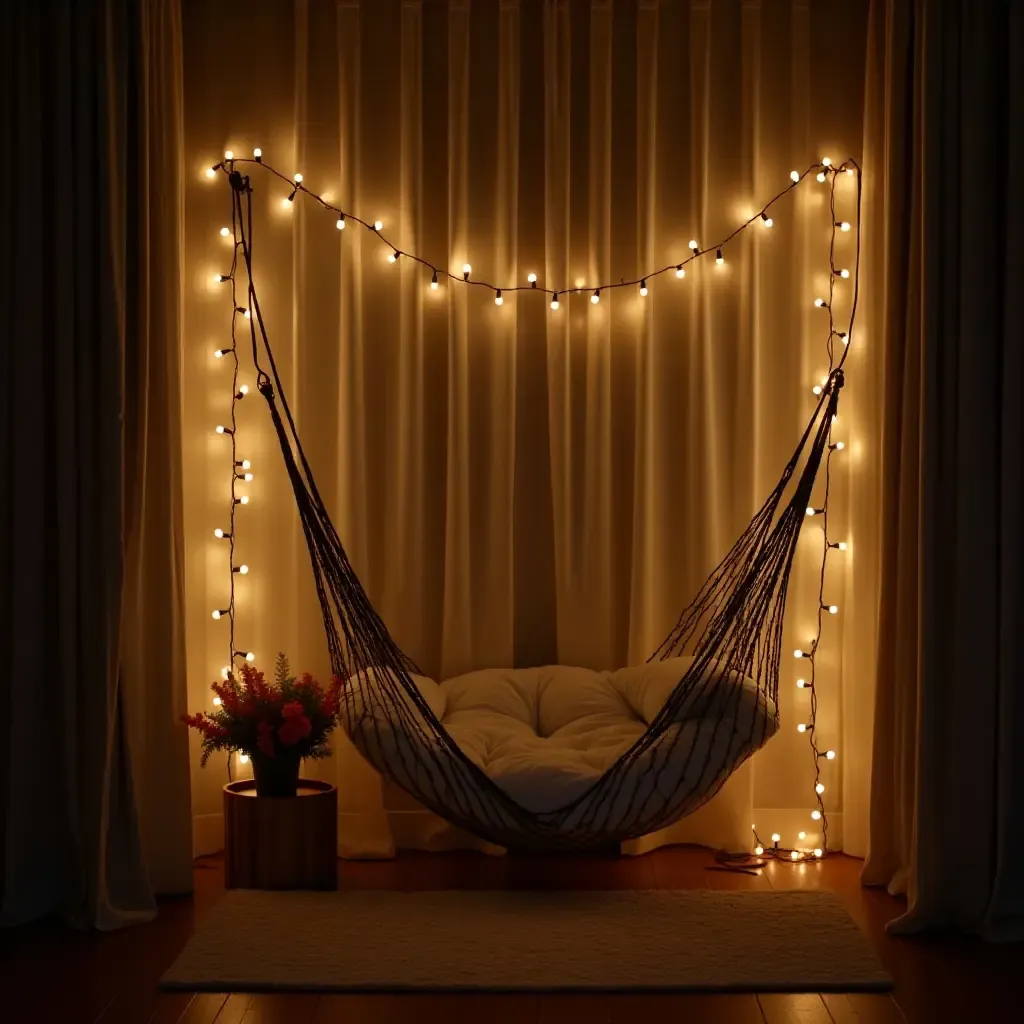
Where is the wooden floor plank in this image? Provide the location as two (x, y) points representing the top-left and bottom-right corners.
(821, 992), (906, 1023)
(757, 993), (832, 1023)
(241, 993), (321, 1022)
(179, 993), (229, 1023)
(607, 993), (765, 1023)
(213, 993), (254, 1023)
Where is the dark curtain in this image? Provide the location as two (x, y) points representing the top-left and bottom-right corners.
(0, 0), (191, 929)
(861, 0), (1024, 938)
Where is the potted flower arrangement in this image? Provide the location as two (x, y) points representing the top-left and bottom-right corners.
(183, 654), (343, 798)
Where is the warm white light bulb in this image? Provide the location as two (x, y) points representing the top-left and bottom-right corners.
(795, 648), (805, 658)
(245, 651), (255, 662)
(238, 753), (249, 765)
(282, 197), (292, 208)
(239, 459), (250, 470)
(797, 723), (808, 733)
(205, 167), (216, 179)
(798, 831), (807, 840)
(220, 227), (230, 237)
(387, 252), (397, 263)
(825, 749), (836, 760)
(239, 495), (249, 505)
(839, 221), (851, 232)
(811, 810), (822, 821)
(834, 441), (845, 450)
(771, 833), (781, 843)
(715, 249), (724, 265)
(816, 171), (827, 183)
(812, 385), (823, 395)
(221, 666), (230, 679)
(796, 678), (807, 688)
(224, 150), (234, 161)
(791, 850), (800, 861)
(688, 239), (699, 251)
(790, 170), (800, 182)
(242, 472), (253, 481)
(213, 696), (222, 706)
(253, 147), (262, 159)
(238, 384), (249, 395)
(821, 157), (832, 167)
(213, 273), (226, 284)
(550, 295), (559, 310)
(839, 268), (850, 278)
(527, 273), (537, 283)
(237, 564), (249, 575)
(214, 528), (225, 539)
(816, 782), (825, 794)
(494, 291), (503, 306)
(837, 541), (848, 551)
(675, 266), (685, 279)
(374, 220), (383, 231)
(845, 167), (854, 176)
(213, 348), (225, 358)
(754, 845), (764, 856)
(293, 173), (303, 183)
(814, 297), (826, 307)
(462, 262), (472, 276)
(336, 218), (345, 230)
(805, 507), (816, 517)
(215, 425), (227, 434)
(639, 280), (648, 296)
(761, 213), (773, 227)
(828, 604), (839, 615)
(591, 290), (600, 304)
(243, 309), (251, 319)
(430, 276), (438, 291)
(814, 848), (823, 858)
(212, 610), (223, 620)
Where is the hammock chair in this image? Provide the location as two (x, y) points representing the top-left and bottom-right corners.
(226, 166), (851, 853)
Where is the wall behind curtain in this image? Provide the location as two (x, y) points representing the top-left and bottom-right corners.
(181, 0), (873, 855)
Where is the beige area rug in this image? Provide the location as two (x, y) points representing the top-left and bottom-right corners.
(161, 889), (891, 993)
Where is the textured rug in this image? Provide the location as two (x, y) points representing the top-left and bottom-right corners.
(161, 889), (891, 993)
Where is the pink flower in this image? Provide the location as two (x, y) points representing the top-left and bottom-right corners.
(278, 709), (312, 746)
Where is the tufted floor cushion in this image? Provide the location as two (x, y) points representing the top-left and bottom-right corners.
(344, 658), (778, 827)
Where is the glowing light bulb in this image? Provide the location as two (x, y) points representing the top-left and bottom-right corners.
(798, 831), (807, 840)
(241, 472), (253, 481)
(805, 507), (818, 517)
(336, 217), (345, 230)
(791, 850), (800, 861)
(827, 604), (839, 615)
(462, 263), (471, 278)
(550, 294), (559, 310)
(754, 845), (764, 856)
(833, 441), (846, 450)
(839, 268), (850, 278)
(213, 273), (228, 284)
(215, 425), (227, 435)
(796, 678), (808, 688)
(675, 265), (685, 279)
(771, 833), (781, 843)
(239, 459), (251, 470)
(494, 290), (503, 306)
(205, 167), (216, 179)
(221, 667), (230, 679)
(639, 280), (648, 297)
(812, 384), (823, 396)
(845, 167), (854, 176)
(689, 240), (699, 253)
(282, 197), (292, 208)
(244, 652), (255, 662)
(253, 147), (262, 159)
(761, 213), (773, 227)
(212, 609), (226, 620)
(235, 564), (249, 575)
(374, 220), (383, 231)
(220, 227), (230, 237)
(790, 170), (800, 182)
(591, 289), (600, 304)
(213, 528), (226, 539)
(811, 810), (822, 821)
(838, 221), (851, 232)
(527, 273), (537, 284)
(213, 696), (222, 706)
(837, 331), (849, 344)
(816, 782), (825, 794)
(825, 749), (836, 760)
(214, 348), (230, 359)
(814, 297), (827, 308)
(238, 384), (249, 395)
(822, 157), (832, 167)
(814, 848), (823, 858)
(797, 723), (808, 733)
(293, 173), (303, 183)
(816, 171), (827, 183)
(225, 150), (235, 161)
(238, 753), (249, 765)
(238, 495), (249, 505)
(715, 249), (724, 265)
(243, 309), (251, 320)
(387, 251), (399, 263)
(795, 648), (806, 658)
(836, 541), (848, 551)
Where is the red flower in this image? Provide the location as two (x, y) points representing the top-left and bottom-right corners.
(278, 703), (312, 746)
(257, 720), (276, 758)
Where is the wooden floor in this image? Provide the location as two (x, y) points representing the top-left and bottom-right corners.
(1, 847), (1018, 1023)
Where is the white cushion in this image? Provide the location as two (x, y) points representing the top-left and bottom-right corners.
(344, 657), (777, 833)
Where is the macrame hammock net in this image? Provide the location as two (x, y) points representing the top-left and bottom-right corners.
(224, 165), (853, 853)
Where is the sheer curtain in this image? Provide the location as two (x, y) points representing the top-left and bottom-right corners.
(181, 0), (875, 858)
(1, 0), (192, 928)
(861, 0), (1024, 939)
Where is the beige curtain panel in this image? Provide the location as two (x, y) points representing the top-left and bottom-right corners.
(182, 0), (878, 860)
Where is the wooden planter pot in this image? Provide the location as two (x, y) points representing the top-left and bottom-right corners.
(223, 779), (338, 890)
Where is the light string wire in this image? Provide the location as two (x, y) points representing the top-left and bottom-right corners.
(205, 149), (861, 852)
(209, 155), (847, 301)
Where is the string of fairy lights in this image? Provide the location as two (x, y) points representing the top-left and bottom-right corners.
(210, 153), (258, 769)
(202, 146), (861, 856)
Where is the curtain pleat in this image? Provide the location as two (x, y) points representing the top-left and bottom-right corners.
(181, 0), (873, 858)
